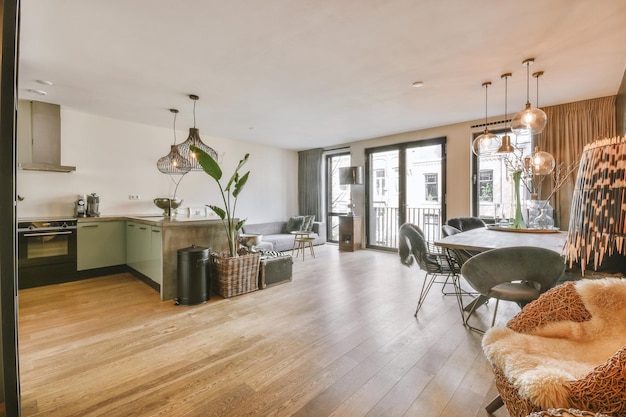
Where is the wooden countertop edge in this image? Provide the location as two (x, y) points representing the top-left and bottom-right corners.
(77, 215), (223, 227)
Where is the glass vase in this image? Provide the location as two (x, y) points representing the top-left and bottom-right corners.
(510, 171), (526, 229)
(529, 201), (555, 229)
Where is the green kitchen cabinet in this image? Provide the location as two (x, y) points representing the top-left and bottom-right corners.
(77, 221), (127, 270)
(126, 221), (150, 274)
(126, 222), (162, 285)
(147, 226), (163, 285)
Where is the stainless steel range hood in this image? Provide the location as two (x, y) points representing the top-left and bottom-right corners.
(18, 100), (76, 172)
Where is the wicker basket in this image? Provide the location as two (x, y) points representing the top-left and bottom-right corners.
(488, 281), (626, 417)
(526, 409), (612, 417)
(211, 252), (260, 298)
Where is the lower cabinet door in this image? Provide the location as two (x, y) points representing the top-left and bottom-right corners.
(77, 221), (127, 270)
(126, 222), (162, 285)
(147, 226), (162, 285)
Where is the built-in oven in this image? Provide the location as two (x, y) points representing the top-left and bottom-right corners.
(17, 218), (77, 289)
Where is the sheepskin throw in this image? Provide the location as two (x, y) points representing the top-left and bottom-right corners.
(482, 278), (626, 410)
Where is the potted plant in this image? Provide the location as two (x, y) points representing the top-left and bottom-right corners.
(191, 146), (260, 297)
(192, 145), (249, 256)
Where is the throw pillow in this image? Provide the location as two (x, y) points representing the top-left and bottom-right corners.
(260, 250), (283, 258)
(302, 215), (315, 232)
(284, 216), (305, 233)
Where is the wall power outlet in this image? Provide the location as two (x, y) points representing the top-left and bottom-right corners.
(128, 194), (141, 200)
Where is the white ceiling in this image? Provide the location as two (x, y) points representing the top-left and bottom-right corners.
(18, 0), (626, 151)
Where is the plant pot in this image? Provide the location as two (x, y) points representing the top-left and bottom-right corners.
(211, 252), (261, 298)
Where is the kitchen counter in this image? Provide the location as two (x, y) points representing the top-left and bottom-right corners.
(77, 214), (230, 301)
(77, 214), (222, 226)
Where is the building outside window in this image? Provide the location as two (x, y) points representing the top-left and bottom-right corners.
(424, 173), (438, 201)
(479, 169), (493, 202)
(374, 169), (386, 199)
(475, 132), (532, 219)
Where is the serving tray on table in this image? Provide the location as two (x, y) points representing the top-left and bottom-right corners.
(487, 225), (560, 234)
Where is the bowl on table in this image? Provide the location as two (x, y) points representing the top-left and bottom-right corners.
(153, 198), (183, 216)
(238, 234), (263, 251)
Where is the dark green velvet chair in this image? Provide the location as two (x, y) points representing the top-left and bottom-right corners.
(460, 246), (565, 333)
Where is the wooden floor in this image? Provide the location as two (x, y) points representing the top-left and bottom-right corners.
(18, 245), (515, 417)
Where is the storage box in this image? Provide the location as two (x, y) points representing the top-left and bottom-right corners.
(259, 255), (293, 288)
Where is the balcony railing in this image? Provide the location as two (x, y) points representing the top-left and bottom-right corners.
(373, 206), (441, 248)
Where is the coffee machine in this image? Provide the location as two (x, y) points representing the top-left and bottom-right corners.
(75, 194), (87, 217)
(87, 193), (100, 217)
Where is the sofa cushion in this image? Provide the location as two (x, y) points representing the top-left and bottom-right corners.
(262, 234), (298, 252)
(242, 222), (285, 235)
(284, 216), (305, 233)
(302, 215), (315, 232)
(241, 221), (326, 252)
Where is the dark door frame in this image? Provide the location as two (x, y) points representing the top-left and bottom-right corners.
(364, 137), (447, 251)
(1, 0), (22, 414)
(324, 151), (350, 243)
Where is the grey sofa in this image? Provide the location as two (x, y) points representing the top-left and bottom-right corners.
(241, 221), (326, 252)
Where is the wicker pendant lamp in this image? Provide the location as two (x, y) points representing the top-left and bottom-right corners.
(176, 94), (218, 170)
(156, 109), (192, 175)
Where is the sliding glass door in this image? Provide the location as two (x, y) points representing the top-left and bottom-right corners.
(325, 152), (351, 242)
(366, 138), (446, 250)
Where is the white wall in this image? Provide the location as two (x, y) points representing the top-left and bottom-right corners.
(342, 120), (477, 220)
(17, 109), (298, 223)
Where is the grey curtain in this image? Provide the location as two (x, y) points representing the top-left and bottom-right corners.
(540, 95), (616, 229)
(298, 148), (323, 220)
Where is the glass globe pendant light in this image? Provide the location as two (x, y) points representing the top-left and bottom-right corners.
(156, 109), (192, 175)
(529, 70), (555, 175)
(472, 81), (500, 156)
(511, 58), (547, 135)
(531, 146), (555, 175)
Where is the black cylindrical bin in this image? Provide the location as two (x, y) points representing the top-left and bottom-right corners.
(176, 245), (211, 305)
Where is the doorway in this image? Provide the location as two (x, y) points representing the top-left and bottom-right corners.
(325, 152), (351, 242)
(366, 138), (446, 250)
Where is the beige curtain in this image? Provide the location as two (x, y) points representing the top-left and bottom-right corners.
(539, 96), (616, 229)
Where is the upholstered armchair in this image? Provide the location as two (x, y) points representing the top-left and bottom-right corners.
(482, 278), (626, 417)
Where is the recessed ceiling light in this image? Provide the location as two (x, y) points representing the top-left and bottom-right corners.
(36, 79), (54, 86)
(27, 89), (47, 96)
(411, 81), (425, 88)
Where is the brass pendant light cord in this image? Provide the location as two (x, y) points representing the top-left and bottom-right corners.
(533, 70), (545, 148)
(484, 82), (488, 127)
(525, 59), (530, 105)
(504, 75), (508, 126)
